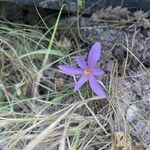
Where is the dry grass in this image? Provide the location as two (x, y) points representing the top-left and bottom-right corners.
(0, 9), (149, 150)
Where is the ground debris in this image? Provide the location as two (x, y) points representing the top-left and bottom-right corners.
(92, 6), (129, 21)
(114, 131), (134, 150)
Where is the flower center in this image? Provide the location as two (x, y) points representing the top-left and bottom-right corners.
(84, 69), (92, 76)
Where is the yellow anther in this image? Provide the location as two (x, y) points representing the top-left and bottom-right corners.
(84, 69), (92, 76)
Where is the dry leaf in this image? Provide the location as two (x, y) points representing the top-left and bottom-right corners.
(57, 37), (71, 51)
(137, 18), (150, 29)
(134, 11), (149, 20)
(134, 11), (150, 29)
(92, 6), (129, 21)
(16, 82), (28, 96)
(115, 131), (134, 150)
(55, 78), (65, 88)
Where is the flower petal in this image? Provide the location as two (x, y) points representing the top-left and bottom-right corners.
(58, 65), (82, 75)
(74, 76), (88, 91)
(92, 68), (105, 76)
(76, 56), (88, 69)
(88, 42), (101, 67)
(89, 77), (106, 98)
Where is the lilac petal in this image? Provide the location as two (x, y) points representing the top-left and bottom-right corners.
(74, 76), (88, 91)
(89, 77), (106, 98)
(58, 65), (82, 75)
(88, 42), (101, 68)
(92, 68), (105, 76)
(76, 56), (88, 69)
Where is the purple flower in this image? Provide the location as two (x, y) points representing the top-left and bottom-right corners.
(58, 42), (106, 98)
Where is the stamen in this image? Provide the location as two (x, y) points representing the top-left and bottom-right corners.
(84, 69), (92, 76)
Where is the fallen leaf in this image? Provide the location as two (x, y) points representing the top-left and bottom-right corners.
(114, 131), (133, 150)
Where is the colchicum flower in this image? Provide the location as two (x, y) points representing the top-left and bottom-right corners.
(58, 42), (106, 98)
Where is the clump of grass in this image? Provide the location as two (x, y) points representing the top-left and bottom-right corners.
(0, 13), (112, 149)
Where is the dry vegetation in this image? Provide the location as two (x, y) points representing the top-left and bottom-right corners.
(0, 5), (150, 150)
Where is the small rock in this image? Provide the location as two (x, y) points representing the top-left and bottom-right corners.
(126, 105), (139, 122)
(85, 145), (97, 150)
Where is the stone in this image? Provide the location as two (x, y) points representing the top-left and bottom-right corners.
(0, 0), (150, 15)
